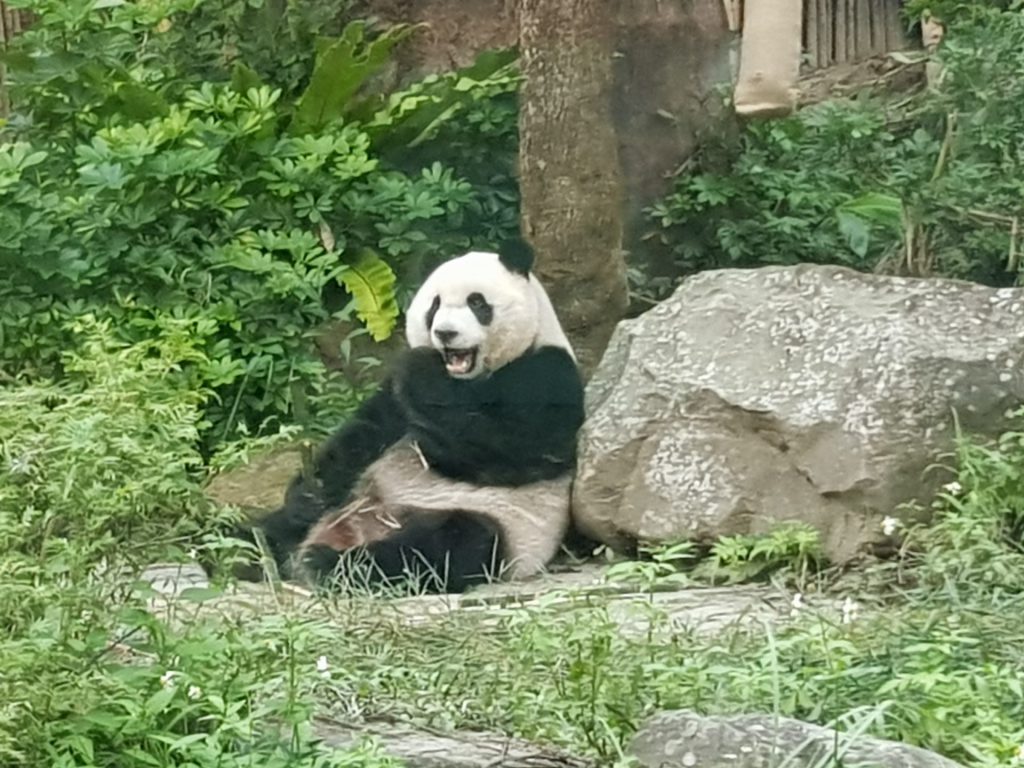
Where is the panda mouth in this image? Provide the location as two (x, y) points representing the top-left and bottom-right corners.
(442, 347), (478, 376)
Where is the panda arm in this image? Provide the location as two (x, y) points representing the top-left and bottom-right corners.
(251, 382), (410, 563)
(394, 345), (584, 483)
(295, 381), (410, 507)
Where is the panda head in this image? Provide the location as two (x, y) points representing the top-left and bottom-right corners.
(405, 240), (575, 379)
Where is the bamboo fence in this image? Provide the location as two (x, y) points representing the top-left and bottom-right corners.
(803, 0), (911, 69)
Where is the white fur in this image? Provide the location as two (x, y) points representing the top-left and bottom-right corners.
(354, 440), (572, 580)
(405, 251), (575, 378)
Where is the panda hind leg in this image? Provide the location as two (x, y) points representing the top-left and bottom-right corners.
(301, 511), (504, 595)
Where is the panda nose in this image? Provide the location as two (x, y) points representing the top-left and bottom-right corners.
(434, 329), (458, 345)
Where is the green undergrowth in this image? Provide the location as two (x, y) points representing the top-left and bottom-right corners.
(3, 331), (1024, 767)
(642, 4), (1024, 301)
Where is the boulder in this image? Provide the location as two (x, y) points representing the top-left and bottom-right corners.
(573, 265), (1024, 562)
(628, 711), (966, 768)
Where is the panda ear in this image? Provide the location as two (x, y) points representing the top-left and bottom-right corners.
(498, 238), (535, 276)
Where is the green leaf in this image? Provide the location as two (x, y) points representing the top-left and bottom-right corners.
(292, 21), (418, 134)
(336, 248), (399, 342)
(144, 685), (176, 716)
(836, 193), (904, 258)
(837, 192), (904, 229)
(837, 210), (871, 258)
(81, 710), (122, 729)
(107, 82), (169, 120)
(230, 62), (264, 95)
(365, 48), (518, 152)
(124, 747), (162, 767)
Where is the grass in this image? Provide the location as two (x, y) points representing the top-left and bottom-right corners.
(2, 327), (1024, 767)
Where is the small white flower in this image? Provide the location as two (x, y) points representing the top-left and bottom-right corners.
(841, 596), (860, 624)
(942, 480), (962, 495)
(1014, 744), (1024, 762)
(881, 516), (899, 536)
(187, 685), (202, 700)
(159, 670), (179, 688)
(789, 592), (804, 616)
(316, 655), (330, 677)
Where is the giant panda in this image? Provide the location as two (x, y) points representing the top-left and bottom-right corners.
(232, 240), (585, 594)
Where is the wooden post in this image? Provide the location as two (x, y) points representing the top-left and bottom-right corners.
(733, 0), (803, 117)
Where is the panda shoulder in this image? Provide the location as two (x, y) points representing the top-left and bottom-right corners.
(526, 344), (579, 370)
(501, 345), (583, 396)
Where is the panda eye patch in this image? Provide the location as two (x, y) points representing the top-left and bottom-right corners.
(425, 295), (441, 331)
(466, 292), (493, 326)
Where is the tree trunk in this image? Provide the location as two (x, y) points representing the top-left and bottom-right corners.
(1, 2), (31, 117)
(518, 0), (628, 377)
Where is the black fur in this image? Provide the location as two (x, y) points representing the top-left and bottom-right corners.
(425, 294), (441, 333)
(466, 292), (493, 326)
(232, 343), (584, 593)
(394, 345), (583, 485)
(229, 385), (410, 574)
(301, 511), (504, 593)
(497, 238), (535, 275)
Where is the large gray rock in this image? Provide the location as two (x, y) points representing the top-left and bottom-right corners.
(628, 711), (965, 768)
(574, 265), (1024, 562)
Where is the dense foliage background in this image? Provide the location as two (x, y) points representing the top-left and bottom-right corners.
(644, 3), (1024, 299)
(4, 1), (1023, 447)
(0, 0), (520, 449)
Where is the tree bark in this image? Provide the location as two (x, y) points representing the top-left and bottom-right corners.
(608, 0), (733, 293)
(518, 0), (628, 377)
(1, 3), (31, 117)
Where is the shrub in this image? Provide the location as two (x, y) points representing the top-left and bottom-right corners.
(0, 323), (405, 766)
(908, 409), (1024, 598)
(0, 0), (521, 451)
(647, 6), (1024, 289)
(0, 318), (211, 572)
